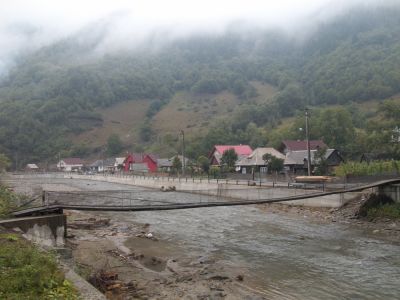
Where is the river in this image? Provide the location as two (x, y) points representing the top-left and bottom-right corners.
(9, 176), (400, 299)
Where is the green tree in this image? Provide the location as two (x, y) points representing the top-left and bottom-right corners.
(172, 156), (182, 174)
(0, 153), (11, 172)
(221, 149), (238, 172)
(139, 122), (153, 142)
(313, 147), (329, 175)
(197, 155), (210, 174)
(106, 134), (123, 156)
(262, 153), (284, 173)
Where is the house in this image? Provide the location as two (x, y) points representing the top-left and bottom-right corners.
(25, 164), (39, 172)
(57, 158), (84, 172)
(157, 155), (190, 172)
(88, 160), (104, 173)
(129, 163), (149, 173)
(209, 145), (253, 166)
(103, 158), (117, 173)
(115, 157), (125, 171)
(157, 158), (173, 172)
(278, 140), (328, 155)
(236, 147), (285, 174)
(123, 153), (158, 172)
(284, 149), (343, 174)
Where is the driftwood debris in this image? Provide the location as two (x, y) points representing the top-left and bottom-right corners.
(68, 218), (110, 230)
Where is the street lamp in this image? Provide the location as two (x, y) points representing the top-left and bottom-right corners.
(305, 108), (311, 176)
(180, 130), (185, 176)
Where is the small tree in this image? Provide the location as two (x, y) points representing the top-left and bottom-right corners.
(197, 155), (210, 174)
(106, 134), (123, 156)
(314, 147), (329, 175)
(0, 153), (10, 172)
(221, 149), (238, 172)
(172, 156), (182, 175)
(262, 153), (284, 173)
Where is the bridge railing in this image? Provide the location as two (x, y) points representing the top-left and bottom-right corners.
(41, 182), (334, 208)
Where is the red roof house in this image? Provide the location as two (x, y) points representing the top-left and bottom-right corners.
(123, 153), (158, 172)
(209, 145), (253, 166)
(278, 140), (328, 154)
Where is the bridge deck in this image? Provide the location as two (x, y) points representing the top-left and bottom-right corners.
(12, 178), (400, 217)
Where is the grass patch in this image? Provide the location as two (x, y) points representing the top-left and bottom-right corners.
(0, 185), (17, 218)
(367, 202), (400, 219)
(0, 232), (78, 299)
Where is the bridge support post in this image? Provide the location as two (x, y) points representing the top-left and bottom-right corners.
(379, 183), (400, 202)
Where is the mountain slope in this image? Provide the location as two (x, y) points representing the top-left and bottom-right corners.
(0, 4), (399, 165)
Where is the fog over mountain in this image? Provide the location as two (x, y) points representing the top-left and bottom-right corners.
(0, 0), (396, 74)
(0, 0), (399, 165)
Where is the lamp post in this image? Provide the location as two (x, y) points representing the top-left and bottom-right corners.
(180, 130), (185, 176)
(305, 108), (311, 176)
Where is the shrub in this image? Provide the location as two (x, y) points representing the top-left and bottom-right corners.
(335, 160), (400, 177)
(0, 233), (78, 299)
(0, 186), (17, 218)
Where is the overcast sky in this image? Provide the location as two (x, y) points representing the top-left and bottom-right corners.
(0, 0), (393, 73)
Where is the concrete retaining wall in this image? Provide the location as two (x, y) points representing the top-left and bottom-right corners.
(9, 173), (364, 207)
(0, 214), (66, 247)
(68, 174), (354, 208)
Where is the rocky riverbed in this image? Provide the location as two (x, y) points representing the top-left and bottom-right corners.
(4, 175), (400, 299)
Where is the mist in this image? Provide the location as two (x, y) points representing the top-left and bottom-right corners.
(0, 0), (396, 74)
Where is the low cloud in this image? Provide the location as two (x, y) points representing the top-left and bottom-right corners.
(0, 0), (395, 74)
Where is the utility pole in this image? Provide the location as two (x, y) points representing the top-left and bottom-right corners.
(305, 108), (311, 176)
(181, 130), (185, 176)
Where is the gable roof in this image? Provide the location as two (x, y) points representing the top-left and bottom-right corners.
(103, 158), (116, 167)
(281, 140), (327, 152)
(284, 149), (338, 166)
(145, 154), (159, 163)
(236, 147), (285, 166)
(89, 160), (103, 167)
(26, 164), (39, 169)
(115, 157), (125, 165)
(157, 158), (173, 168)
(62, 158), (84, 165)
(212, 145), (253, 156)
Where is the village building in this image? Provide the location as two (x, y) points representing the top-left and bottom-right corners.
(88, 157), (126, 173)
(115, 157), (125, 171)
(88, 160), (104, 173)
(278, 140), (328, 154)
(25, 164), (39, 172)
(123, 153), (158, 173)
(157, 155), (190, 173)
(209, 145), (253, 166)
(157, 158), (173, 172)
(236, 147), (285, 174)
(284, 149), (343, 174)
(57, 158), (84, 172)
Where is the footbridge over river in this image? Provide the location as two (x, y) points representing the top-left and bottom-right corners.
(11, 177), (400, 218)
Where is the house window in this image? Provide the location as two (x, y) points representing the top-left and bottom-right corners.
(260, 167), (268, 173)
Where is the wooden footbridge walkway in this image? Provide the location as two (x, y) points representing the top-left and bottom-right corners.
(11, 178), (400, 217)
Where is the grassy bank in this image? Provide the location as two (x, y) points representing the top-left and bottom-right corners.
(367, 203), (400, 219)
(0, 184), (79, 299)
(0, 185), (16, 218)
(0, 231), (78, 299)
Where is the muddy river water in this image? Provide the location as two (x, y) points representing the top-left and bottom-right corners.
(10, 177), (400, 299)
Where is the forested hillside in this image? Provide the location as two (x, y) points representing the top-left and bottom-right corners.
(0, 4), (399, 166)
